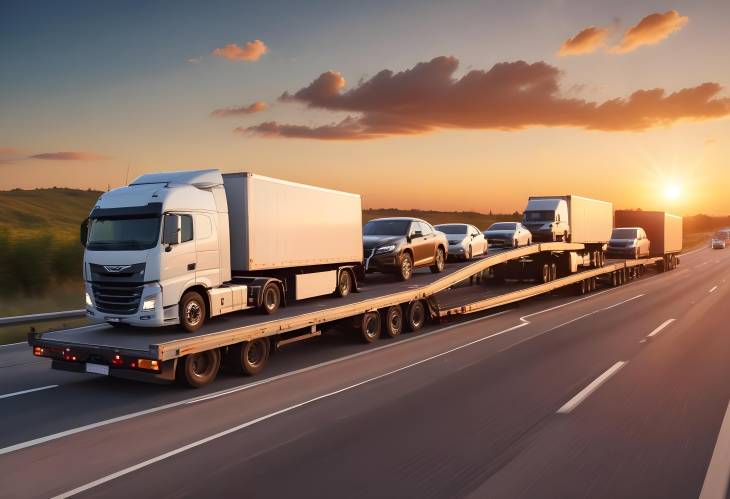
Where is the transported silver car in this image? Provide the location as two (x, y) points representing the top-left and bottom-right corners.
(711, 230), (730, 249)
(483, 222), (531, 248)
(434, 223), (488, 260)
(607, 227), (650, 259)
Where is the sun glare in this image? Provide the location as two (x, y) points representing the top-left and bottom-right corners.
(663, 183), (682, 201)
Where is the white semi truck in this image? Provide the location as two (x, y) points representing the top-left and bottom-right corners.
(81, 170), (363, 332)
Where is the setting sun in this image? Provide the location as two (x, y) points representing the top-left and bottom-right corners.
(664, 183), (682, 201)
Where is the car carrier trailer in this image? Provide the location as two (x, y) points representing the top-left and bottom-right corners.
(29, 242), (678, 387)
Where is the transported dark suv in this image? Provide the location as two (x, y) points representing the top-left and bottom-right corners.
(363, 217), (448, 280)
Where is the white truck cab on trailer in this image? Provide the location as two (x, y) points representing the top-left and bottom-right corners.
(81, 170), (363, 332)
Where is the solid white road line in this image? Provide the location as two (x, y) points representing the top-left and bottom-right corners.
(0, 385), (58, 400)
(0, 278), (655, 456)
(699, 401), (730, 499)
(710, 286), (718, 293)
(557, 361), (627, 414)
(647, 319), (676, 338)
(0, 341), (27, 349)
(51, 321), (532, 498)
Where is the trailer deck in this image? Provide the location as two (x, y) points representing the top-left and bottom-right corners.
(29, 242), (672, 384)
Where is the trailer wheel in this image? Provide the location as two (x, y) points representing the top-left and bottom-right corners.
(405, 301), (426, 332)
(177, 349), (220, 388)
(260, 283), (281, 315)
(180, 291), (206, 332)
(576, 279), (586, 295)
(398, 252), (414, 281)
(230, 339), (270, 376)
(611, 271), (618, 287)
(550, 263), (557, 281)
(430, 247), (446, 273)
(382, 306), (404, 338)
(360, 311), (381, 343)
(540, 263), (550, 283)
(336, 269), (353, 297)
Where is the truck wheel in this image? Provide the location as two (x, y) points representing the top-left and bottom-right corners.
(398, 253), (414, 281)
(540, 263), (550, 283)
(230, 339), (270, 376)
(260, 283), (281, 315)
(360, 311), (381, 343)
(336, 270), (352, 297)
(405, 301), (426, 332)
(550, 263), (557, 281)
(180, 291), (206, 332)
(177, 349), (220, 388)
(382, 306), (404, 338)
(430, 247), (446, 273)
(611, 271), (618, 287)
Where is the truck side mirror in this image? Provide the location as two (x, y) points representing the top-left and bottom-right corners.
(80, 219), (88, 247)
(162, 214), (180, 246)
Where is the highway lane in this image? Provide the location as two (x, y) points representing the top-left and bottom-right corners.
(0, 246), (724, 498)
(0, 247), (704, 449)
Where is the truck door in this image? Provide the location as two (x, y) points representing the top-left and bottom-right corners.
(160, 213), (198, 308)
(193, 213), (220, 287)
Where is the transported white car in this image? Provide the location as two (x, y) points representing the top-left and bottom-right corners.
(483, 222), (532, 248)
(434, 224), (488, 261)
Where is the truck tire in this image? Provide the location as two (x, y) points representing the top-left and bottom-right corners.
(398, 252), (414, 281)
(336, 269), (352, 297)
(550, 263), (557, 281)
(177, 349), (220, 388)
(230, 339), (270, 376)
(260, 283), (281, 315)
(360, 311), (381, 343)
(540, 263), (550, 283)
(576, 279), (587, 295)
(430, 247), (446, 273)
(382, 305), (404, 338)
(405, 301), (426, 332)
(180, 291), (206, 332)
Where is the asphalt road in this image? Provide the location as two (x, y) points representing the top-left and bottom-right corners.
(1, 246), (729, 498)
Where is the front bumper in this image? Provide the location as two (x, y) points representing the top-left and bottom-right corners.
(712, 241), (726, 249)
(448, 243), (467, 258)
(364, 249), (400, 273)
(488, 238), (513, 248)
(85, 282), (173, 327)
(606, 247), (637, 258)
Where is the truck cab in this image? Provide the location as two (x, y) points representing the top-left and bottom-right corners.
(522, 198), (570, 242)
(82, 170), (233, 329)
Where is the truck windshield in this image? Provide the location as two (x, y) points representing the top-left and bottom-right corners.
(363, 220), (411, 236)
(611, 228), (638, 239)
(523, 211), (554, 222)
(436, 225), (467, 234)
(87, 216), (161, 251)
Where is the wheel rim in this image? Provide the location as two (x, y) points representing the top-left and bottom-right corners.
(246, 341), (265, 368)
(411, 305), (424, 328)
(390, 310), (402, 334)
(402, 256), (412, 278)
(190, 352), (210, 378)
(364, 315), (378, 339)
(265, 287), (277, 310)
(185, 300), (202, 327)
(339, 272), (351, 294)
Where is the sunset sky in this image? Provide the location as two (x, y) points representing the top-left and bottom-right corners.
(1, 0), (729, 215)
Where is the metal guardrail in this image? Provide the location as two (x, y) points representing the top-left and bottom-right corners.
(0, 309), (86, 326)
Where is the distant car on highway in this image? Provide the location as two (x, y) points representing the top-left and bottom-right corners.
(434, 223), (488, 261)
(363, 218), (448, 280)
(483, 222), (531, 248)
(607, 227), (651, 259)
(711, 230), (729, 249)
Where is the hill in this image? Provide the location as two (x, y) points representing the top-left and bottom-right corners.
(0, 188), (102, 239)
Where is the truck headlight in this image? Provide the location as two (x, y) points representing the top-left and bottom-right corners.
(375, 245), (396, 254)
(142, 297), (156, 311)
(85, 292), (93, 307)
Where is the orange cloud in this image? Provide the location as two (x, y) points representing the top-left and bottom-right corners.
(212, 40), (268, 61)
(610, 10), (688, 54)
(30, 151), (109, 161)
(211, 101), (268, 117)
(558, 26), (609, 56)
(0, 147), (18, 154)
(240, 57), (730, 140)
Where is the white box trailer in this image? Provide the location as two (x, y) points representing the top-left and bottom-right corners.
(523, 195), (612, 245)
(223, 173), (363, 271)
